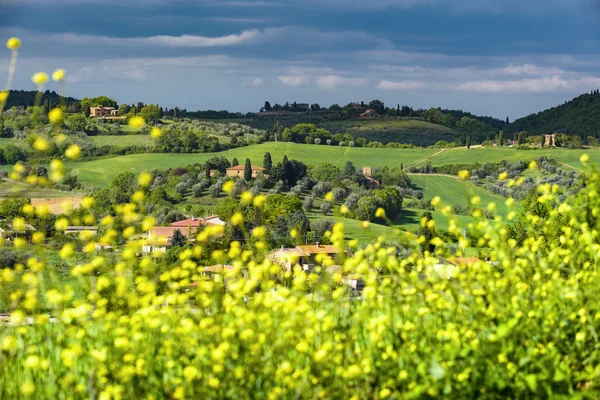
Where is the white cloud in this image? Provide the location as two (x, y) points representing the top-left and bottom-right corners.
(453, 75), (599, 93)
(249, 77), (265, 86)
(278, 75), (310, 87)
(52, 29), (262, 48)
(316, 75), (367, 89)
(376, 80), (424, 90)
(501, 63), (565, 76)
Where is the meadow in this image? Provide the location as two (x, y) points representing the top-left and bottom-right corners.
(408, 174), (515, 215)
(64, 142), (596, 188)
(319, 118), (459, 145)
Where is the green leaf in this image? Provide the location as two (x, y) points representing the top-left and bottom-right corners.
(525, 374), (538, 392)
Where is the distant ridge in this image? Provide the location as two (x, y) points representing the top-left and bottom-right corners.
(507, 90), (600, 136)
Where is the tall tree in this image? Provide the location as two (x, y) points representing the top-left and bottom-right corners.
(244, 158), (252, 181)
(343, 160), (356, 176)
(466, 135), (471, 149)
(232, 158), (239, 167)
(205, 163), (211, 178)
(264, 101), (272, 111)
(263, 152), (272, 171)
(171, 229), (187, 247)
(498, 130), (504, 147)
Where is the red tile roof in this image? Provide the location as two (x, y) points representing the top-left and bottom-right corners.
(295, 244), (345, 255)
(171, 218), (203, 228)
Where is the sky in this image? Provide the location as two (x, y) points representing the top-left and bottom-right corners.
(1, 0), (600, 119)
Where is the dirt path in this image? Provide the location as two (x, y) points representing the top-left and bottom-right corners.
(557, 161), (584, 173)
(407, 148), (446, 167)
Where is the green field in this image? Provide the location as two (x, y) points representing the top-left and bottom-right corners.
(394, 207), (481, 232)
(408, 174), (515, 216)
(91, 135), (154, 148)
(68, 143), (438, 187)
(307, 214), (405, 244)
(320, 118), (458, 146)
(415, 147), (597, 171)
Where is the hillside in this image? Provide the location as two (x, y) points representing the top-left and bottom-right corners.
(318, 119), (459, 146)
(2, 90), (80, 109)
(508, 91), (600, 136)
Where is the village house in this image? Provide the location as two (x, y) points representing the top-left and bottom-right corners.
(294, 103), (309, 111)
(170, 216), (225, 229)
(95, 243), (113, 252)
(359, 109), (378, 119)
(361, 166), (380, 185)
(89, 106), (119, 118)
(142, 226), (195, 254)
(269, 243), (345, 272)
(65, 226), (99, 236)
(544, 134), (556, 147)
(226, 165), (267, 179)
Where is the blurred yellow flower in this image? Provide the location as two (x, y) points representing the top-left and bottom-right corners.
(375, 208), (386, 218)
(252, 226), (265, 238)
(458, 170), (470, 180)
(138, 172), (153, 187)
(241, 191), (253, 203)
(52, 69), (66, 82)
(48, 108), (63, 124)
(340, 205), (349, 214)
(231, 212), (243, 226)
(33, 137), (49, 151)
(65, 145), (81, 159)
(128, 116), (145, 128)
(580, 154), (589, 163)
(431, 196), (441, 206)
(0, 91), (8, 103)
(324, 192), (334, 202)
(253, 194), (266, 207)
(360, 221), (370, 229)
(31, 72), (49, 85)
(223, 180), (235, 194)
(82, 197), (95, 208)
(498, 172), (508, 181)
(6, 37), (21, 50)
(528, 161), (537, 169)
(150, 127), (162, 138)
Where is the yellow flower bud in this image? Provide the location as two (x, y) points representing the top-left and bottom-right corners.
(431, 196), (441, 206)
(252, 226), (265, 238)
(150, 127), (162, 138)
(65, 145), (81, 159)
(51, 69), (66, 82)
(128, 116), (145, 128)
(31, 72), (49, 86)
(33, 138), (49, 151)
(253, 194), (266, 207)
(324, 192), (334, 202)
(231, 212), (243, 226)
(458, 170), (470, 180)
(375, 208), (386, 218)
(223, 180), (235, 194)
(580, 154), (589, 164)
(48, 108), (63, 124)
(0, 91), (8, 103)
(138, 172), (153, 187)
(6, 37), (21, 50)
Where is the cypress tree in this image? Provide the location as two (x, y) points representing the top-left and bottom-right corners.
(244, 158), (252, 181)
(263, 152), (272, 171)
(232, 158), (239, 167)
(466, 135), (471, 149)
(498, 130), (504, 147)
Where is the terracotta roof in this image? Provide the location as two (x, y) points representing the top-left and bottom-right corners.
(270, 248), (309, 257)
(171, 218), (203, 228)
(295, 244), (345, 255)
(148, 226), (194, 241)
(226, 165), (266, 171)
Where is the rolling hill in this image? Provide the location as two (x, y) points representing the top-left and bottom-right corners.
(508, 91), (600, 136)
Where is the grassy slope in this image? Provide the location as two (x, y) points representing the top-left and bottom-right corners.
(91, 135), (154, 148)
(408, 174), (514, 215)
(394, 208), (480, 232)
(307, 214), (405, 244)
(0, 180), (80, 198)
(70, 143), (437, 187)
(320, 119), (457, 134)
(416, 147), (597, 170)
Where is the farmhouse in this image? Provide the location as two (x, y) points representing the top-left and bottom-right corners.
(293, 103), (309, 111)
(432, 257), (484, 279)
(359, 109), (377, 118)
(142, 226), (195, 253)
(65, 226), (99, 236)
(361, 166), (380, 185)
(90, 106), (119, 118)
(170, 216), (226, 228)
(226, 165), (267, 179)
(269, 243), (345, 272)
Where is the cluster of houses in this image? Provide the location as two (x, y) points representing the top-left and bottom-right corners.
(214, 165), (267, 179)
(141, 215), (225, 254)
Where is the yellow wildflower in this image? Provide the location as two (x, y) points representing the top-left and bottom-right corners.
(52, 69), (66, 82)
(458, 170), (470, 180)
(128, 116), (145, 128)
(31, 72), (49, 85)
(65, 145), (81, 159)
(150, 127), (162, 138)
(6, 37), (21, 50)
(48, 108), (63, 124)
